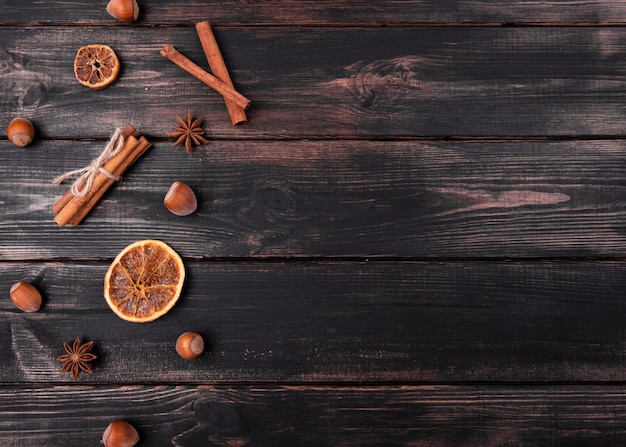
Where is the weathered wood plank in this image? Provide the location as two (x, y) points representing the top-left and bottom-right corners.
(1, 27), (626, 138)
(1, 261), (625, 383)
(1, 384), (626, 446)
(1, 139), (625, 259)
(2, 0), (626, 25)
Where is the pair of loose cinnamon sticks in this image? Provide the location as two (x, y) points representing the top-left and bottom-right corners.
(52, 124), (152, 226)
(161, 21), (249, 125)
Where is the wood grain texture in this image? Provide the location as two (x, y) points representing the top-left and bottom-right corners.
(1, 261), (625, 383)
(1, 27), (626, 138)
(2, 0), (626, 25)
(1, 139), (625, 259)
(2, 2), (626, 444)
(1, 384), (626, 446)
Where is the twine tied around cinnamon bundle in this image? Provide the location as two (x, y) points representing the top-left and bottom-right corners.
(52, 127), (125, 197)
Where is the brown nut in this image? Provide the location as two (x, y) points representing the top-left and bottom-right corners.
(106, 0), (139, 23)
(164, 181), (197, 216)
(6, 117), (35, 147)
(102, 420), (139, 447)
(176, 331), (204, 360)
(9, 281), (42, 312)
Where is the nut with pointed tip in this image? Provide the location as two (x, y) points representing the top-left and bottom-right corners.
(6, 117), (35, 147)
(102, 420), (139, 447)
(164, 181), (197, 216)
(106, 0), (139, 23)
(176, 331), (204, 360)
(10, 281), (42, 312)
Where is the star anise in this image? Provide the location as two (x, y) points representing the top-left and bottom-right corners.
(57, 337), (97, 380)
(167, 111), (209, 153)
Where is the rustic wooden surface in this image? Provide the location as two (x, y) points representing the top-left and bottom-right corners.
(2, 1), (626, 445)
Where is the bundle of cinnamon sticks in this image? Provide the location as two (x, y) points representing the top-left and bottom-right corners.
(52, 124), (151, 226)
(161, 21), (250, 125)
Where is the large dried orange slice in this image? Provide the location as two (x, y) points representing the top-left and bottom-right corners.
(74, 44), (120, 89)
(104, 240), (185, 323)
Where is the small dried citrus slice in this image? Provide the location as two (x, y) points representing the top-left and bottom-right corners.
(104, 240), (185, 323)
(74, 44), (120, 89)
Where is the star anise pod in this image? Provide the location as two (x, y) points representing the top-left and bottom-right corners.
(57, 337), (97, 380)
(167, 111), (209, 153)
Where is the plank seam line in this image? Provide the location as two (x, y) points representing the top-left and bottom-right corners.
(4, 22), (626, 28)
(3, 380), (626, 388)
(2, 257), (626, 264)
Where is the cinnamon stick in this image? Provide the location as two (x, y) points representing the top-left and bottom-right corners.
(69, 136), (152, 226)
(51, 124), (139, 214)
(160, 44), (251, 111)
(54, 134), (142, 226)
(51, 187), (74, 214)
(195, 21), (247, 125)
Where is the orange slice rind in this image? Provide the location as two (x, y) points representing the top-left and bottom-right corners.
(74, 44), (120, 90)
(104, 239), (185, 323)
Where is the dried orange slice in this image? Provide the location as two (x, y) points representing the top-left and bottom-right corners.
(104, 240), (185, 323)
(74, 44), (120, 89)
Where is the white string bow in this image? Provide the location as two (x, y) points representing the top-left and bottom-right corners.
(52, 127), (125, 197)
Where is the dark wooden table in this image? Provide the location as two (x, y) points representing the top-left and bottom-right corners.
(2, 1), (626, 445)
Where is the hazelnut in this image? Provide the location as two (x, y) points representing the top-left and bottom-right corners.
(9, 281), (42, 312)
(106, 0), (139, 23)
(102, 420), (139, 447)
(164, 181), (197, 216)
(6, 117), (35, 147)
(176, 331), (204, 360)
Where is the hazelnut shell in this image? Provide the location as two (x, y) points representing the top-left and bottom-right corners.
(102, 420), (139, 447)
(9, 281), (42, 312)
(6, 117), (35, 147)
(176, 331), (204, 360)
(106, 0), (139, 23)
(164, 181), (197, 216)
